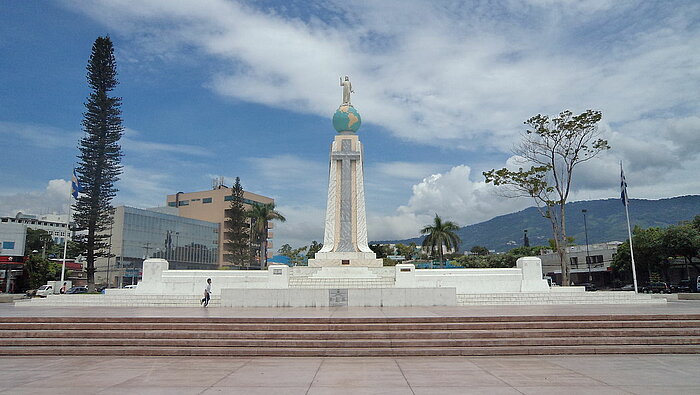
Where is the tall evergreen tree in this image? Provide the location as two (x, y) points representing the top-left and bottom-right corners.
(224, 177), (250, 269)
(73, 36), (124, 291)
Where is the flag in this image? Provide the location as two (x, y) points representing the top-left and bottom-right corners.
(620, 162), (628, 206)
(71, 169), (83, 199)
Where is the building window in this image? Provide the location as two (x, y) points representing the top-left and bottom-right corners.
(168, 202), (177, 207)
(2, 241), (15, 250)
(224, 195), (232, 201)
(569, 257), (578, 267)
(178, 200), (189, 206)
(203, 197), (213, 204)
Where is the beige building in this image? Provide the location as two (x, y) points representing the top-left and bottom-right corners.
(166, 185), (274, 269)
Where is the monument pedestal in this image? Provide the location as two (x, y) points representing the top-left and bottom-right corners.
(308, 252), (383, 268)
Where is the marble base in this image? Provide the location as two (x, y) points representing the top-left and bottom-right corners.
(310, 266), (379, 279)
(308, 251), (383, 267)
(220, 287), (457, 307)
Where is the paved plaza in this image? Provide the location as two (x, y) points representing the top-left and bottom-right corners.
(2, 354), (700, 394)
(2, 301), (700, 394)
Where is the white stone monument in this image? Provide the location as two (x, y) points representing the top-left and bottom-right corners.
(308, 76), (383, 268)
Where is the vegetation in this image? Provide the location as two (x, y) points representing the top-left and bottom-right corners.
(470, 245), (490, 256)
(484, 109), (609, 286)
(612, 216), (700, 282)
(454, 245), (548, 269)
(246, 202), (286, 268)
(25, 228), (83, 260)
(73, 36), (124, 291)
(306, 241), (323, 259)
(277, 244), (308, 266)
(224, 177), (250, 268)
(420, 214), (461, 268)
(24, 255), (63, 289)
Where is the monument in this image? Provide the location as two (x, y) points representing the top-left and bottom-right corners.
(308, 76), (383, 268)
(98, 76), (556, 307)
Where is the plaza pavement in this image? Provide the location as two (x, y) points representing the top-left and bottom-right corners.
(2, 300), (700, 394)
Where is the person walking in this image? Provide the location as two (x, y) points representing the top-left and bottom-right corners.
(200, 278), (212, 307)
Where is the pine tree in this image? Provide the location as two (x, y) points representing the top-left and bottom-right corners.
(73, 36), (124, 291)
(224, 177), (250, 268)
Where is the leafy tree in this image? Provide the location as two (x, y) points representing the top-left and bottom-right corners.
(369, 244), (394, 258)
(25, 228), (55, 257)
(612, 226), (667, 282)
(224, 177), (250, 269)
(663, 223), (700, 277)
(395, 243), (418, 260)
(306, 240), (323, 259)
(73, 36), (124, 291)
(470, 245), (490, 256)
(484, 109), (609, 286)
(246, 202), (286, 268)
(421, 214), (461, 268)
(278, 244), (308, 266)
(25, 255), (53, 289)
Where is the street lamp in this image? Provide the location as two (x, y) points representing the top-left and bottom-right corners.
(582, 209), (592, 283)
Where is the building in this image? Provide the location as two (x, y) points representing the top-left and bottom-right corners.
(1, 212), (70, 245)
(94, 206), (220, 286)
(166, 184), (274, 269)
(539, 241), (622, 286)
(0, 222), (27, 292)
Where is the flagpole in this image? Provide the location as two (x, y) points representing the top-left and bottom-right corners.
(60, 204), (71, 285)
(621, 161), (639, 293)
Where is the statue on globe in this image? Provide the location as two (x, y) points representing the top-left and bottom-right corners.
(340, 75), (354, 105)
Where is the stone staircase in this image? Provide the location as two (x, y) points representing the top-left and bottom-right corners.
(1, 314), (699, 356)
(14, 294), (221, 307)
(458, 291), (664, 305)
(289, 277), (395, 288)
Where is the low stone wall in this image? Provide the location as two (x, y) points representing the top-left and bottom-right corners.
(135, 259), (288, 295)
(220, 287), (456, 307)
(395, 257), (550, 294)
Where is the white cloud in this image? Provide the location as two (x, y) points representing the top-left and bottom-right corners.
(0, 179), (72, 217)
(368, 165), (532, 241)
(0, 122), (79, 149)
(53, 0), (700, 244)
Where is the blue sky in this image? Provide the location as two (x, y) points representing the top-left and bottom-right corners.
(1, 0), (699, 248)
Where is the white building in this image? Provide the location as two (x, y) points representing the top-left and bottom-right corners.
(1, 212), (70, 245)
(539, 241), (622, 286)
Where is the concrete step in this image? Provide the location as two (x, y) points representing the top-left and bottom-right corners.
(2, 315), (699, 356)
(4, 314), (700, 323)
(5, 336), (700, 348)
(2, 320), (699, 331)
(4, 327), (700, 340)
(2, 344), (700, 357)
(457, 291), (663, 305)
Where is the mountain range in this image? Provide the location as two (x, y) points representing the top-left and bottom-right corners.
(376, 195), (700, 252)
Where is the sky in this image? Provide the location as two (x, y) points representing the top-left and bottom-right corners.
(1, 0), (699, 249)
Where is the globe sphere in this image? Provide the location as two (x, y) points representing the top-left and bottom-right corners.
(332, 105), (361, 133)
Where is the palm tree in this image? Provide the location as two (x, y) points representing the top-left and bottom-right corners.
(246, 202), (286, 269)
(421, 214), (461, 268)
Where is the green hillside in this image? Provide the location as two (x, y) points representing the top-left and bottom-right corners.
(380, 195), (700, 252)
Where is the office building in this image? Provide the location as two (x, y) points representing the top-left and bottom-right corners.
(166, 183), (275, 269)
(94, 205), (219, 286)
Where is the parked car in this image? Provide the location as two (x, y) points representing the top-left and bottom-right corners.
(35, 285), (53, 297)
(578, 282), (598, 291)
(641, 282), (671, 294)
(670, 279), (693, 293)
(66, 286), (88, 294)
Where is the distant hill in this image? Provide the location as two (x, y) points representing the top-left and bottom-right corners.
(377, 195), (700, 252)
